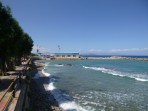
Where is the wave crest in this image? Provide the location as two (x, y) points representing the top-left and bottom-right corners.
(83, 66), (148, 82)
(42, 69), (51, 77)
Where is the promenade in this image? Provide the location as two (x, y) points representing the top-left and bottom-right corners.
(0, 59), (30, 111)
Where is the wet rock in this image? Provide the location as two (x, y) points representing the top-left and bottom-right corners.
(29, 79), (63, 111)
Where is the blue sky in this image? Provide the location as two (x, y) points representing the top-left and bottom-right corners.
(2, 0), (148, 55)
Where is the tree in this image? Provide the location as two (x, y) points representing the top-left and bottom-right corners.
(0, 2), (13, 74)
(22, 33), (33, 56)
(0, 1), (33, 74)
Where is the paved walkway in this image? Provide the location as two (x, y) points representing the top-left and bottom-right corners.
(0, 59), (30, 111)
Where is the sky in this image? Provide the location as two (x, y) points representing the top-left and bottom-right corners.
(1, 0), (148, 55)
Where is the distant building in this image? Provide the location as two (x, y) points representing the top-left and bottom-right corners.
(50, 53), (80, 60)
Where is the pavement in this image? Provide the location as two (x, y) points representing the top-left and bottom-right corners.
(0, 59), (30, 111)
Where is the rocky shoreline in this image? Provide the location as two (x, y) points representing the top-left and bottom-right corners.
(29, 61), (63, 111)
(85, 56), (148, 61)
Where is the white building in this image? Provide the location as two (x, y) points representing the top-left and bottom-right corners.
(50, 53), (80, 60)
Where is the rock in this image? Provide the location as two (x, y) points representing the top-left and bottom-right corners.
(64, 64), (72, 66)
(29, 78), (63, 111)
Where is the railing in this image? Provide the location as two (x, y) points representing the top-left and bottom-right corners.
(22, 58), (32, 111)
(0, 77), (17, 111)
(2, 90), (14, 111)
(0, 78), (16, 102)
(0, 58), (31, 111)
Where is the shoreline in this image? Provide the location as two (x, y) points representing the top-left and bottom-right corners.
(36, 56), (148, 61)
(29, 61), (63, 111)
(82, 56), (148, 61)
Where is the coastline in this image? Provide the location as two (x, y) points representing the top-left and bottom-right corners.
(40, 56), (148, 61)
(29, 61), (63, 111)
(82, 56), (148, 61)
(29, 57), (148, 111)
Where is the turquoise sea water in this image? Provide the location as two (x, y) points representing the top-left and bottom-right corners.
(41, 59), (148, 111)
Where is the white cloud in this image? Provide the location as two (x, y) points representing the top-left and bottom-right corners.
(80, 48), (148, 55)
(110, 48), (148, 52)
(79, 49), (103, 55)
(89, 49), (103, 52)
(143, 48), (148, 51)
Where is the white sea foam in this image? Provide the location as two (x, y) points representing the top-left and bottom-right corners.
(43, 62), (49, 69)
(44, 82), (88, 111)
(83, 66), (148, 82)
(74, 92), (105, 111)
(45, 62), (49, 67)
(47, 82), (56, 91)
(59, 102), (88, 111)
(43, 64), (87, 111)
(42, 69), (51, 77)
(131, 77), (148, 82)
(54, 64), (64, 67)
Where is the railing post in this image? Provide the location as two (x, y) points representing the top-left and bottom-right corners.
(12, 81), (15, 98)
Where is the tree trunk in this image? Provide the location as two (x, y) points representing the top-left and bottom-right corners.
(6, 57), (15, 71)
(0, 58), (2, 76)
(0, 56), (6, 76)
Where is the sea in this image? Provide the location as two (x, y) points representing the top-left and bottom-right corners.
(36, 57), (148, 111)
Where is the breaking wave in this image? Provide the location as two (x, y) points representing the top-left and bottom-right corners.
(42, 69), (51, 77)
(43, 63), (87, 111)
(83, 66), (148, 82)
